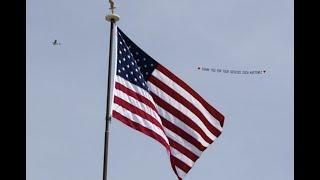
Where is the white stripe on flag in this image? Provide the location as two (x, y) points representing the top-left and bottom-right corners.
(170, 147), (194, 167)
(152, 69), (223, 131)
(163, 127), (202, 156)
(115, 76), (155, 105)
(147, 81), (217, 141)
(114, 89), (162, 124)
(113, 103), (169, 144)
(156, 105), (211, 147)
(175, 166), (187, 179)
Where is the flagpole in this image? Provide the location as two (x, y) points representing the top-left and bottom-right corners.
(103, 1), (119, 180)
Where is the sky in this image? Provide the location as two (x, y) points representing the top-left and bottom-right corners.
(26, 0), (294, 180)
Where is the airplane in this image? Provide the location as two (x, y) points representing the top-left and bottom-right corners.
(52, 40), (61, 46)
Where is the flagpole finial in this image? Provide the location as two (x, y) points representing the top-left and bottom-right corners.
(106, 0), (120, 22)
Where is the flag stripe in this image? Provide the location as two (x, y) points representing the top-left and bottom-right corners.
(148, 81), (216, 141)
(170, 147), (194, 167)
(112, 111), (170, 151)
(114, 96), (165, 132)
(163, 127), (202, 157)
(150, 91), (215, 143)
(149, 75), (222, 138)
(113, 89), (162, 129)
(152, 69), (223, 131)
(113, 103), (168, 144)
(167, 137), (199, 162)
(175, 166), (186, 180)
(115, 82), (158, 112)
(115, 76), (155, 106)
(169, 159), (183, 180)
(161, 116), (206, 151)
(156, 64), (225, 127)
(171, 155), (192, 173)
(156, 105), (210, 147)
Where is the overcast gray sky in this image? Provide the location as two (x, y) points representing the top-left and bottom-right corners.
(27, 0), (293, 180)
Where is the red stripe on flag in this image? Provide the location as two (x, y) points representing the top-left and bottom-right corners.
(149, 75), (222, 138)
(169, 156), (182, 180)
(112, 111), (170, 151)
(168, 137), (199, 162)
(151, 93), (213, 144)
(156, 64), (225, 127)
(113, 96), (164, 132)
(161, 116), (207, 151)
(170, 155), (192, 173)
(115, 82), (158, 113)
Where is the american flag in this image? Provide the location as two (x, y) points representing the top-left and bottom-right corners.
(112, 27), (225, 180)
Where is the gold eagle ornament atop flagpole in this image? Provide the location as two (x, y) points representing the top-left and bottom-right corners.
(109, 0), (115, 13)
(106, 0), (120, 22)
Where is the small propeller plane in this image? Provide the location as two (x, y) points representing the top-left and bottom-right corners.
(52, 40), (61, 46)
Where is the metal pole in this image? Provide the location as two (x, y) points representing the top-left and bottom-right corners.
(103, 4), (120, 179)
(102, 21), (114, 180)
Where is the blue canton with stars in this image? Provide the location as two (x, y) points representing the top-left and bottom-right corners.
(117, 28), (159, 92)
